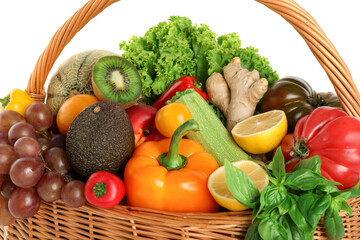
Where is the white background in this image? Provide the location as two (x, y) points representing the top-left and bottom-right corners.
(0, 0), (359, 97)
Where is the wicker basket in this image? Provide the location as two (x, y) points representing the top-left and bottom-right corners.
(1, 0), (360, 239)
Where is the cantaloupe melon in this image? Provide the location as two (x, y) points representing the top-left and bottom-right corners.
(46, 50), (119, 112)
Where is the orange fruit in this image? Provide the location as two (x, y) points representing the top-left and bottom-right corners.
(56, 94), (99, 135)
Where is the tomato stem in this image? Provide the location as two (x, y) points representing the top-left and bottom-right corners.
(308, 93), (334, 107)
(93, 182), (107, 198)
(158, 120), (199, 171)
(290, 137), (309, 160)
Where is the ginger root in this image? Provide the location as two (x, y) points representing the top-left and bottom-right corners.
(206, 57), (268, 132)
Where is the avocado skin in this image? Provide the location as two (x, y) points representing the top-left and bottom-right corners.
(66, 101), (135, 181)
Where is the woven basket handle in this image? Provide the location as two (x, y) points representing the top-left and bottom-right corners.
(26, 0), (360, 117)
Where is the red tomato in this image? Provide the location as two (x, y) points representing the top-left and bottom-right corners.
(84, 171), (125, 209)
(281, 106), (360, 190)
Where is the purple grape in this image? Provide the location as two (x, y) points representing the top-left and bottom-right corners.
(8, 187), (40, 219)
(48, 111), (60, 134)
(61, 180), (86, 208)
(0, 110), (25, 132)
(25, 103), (53, 131)
(14, 137), (41, 157)
(51, 134), (66, 149)
(0, 144), (19, 175)
(37, 171), (66, 202)
(9, 157), (45, 188)
(44, 147), (70, 174)
(1, 177), (17, 200)
(0, 132), (10, 145)
(37, 137), (52, 155)
(8, 122), (36, 145)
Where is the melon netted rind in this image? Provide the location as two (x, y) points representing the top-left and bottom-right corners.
(46, 50), (119, 112)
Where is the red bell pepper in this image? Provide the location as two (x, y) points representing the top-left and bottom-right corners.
(152, 76), (207, 109)
(280, 106), (360, 190)
(84, 171), (125, 209)
(126, 105), (165, 147)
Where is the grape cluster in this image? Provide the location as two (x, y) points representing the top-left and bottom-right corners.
(0, 103), (86, 226)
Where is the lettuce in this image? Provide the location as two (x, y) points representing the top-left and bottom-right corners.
(120, 16), (279, 103)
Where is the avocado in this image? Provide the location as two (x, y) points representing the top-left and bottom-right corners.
(66, 101), (135, 180)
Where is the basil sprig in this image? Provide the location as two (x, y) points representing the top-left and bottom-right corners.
(224, 147), (360, 240)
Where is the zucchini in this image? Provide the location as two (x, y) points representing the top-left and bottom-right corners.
(173, 90), (251, 166)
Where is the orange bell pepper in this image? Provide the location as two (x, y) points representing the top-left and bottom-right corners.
(124, 120), (219, 213)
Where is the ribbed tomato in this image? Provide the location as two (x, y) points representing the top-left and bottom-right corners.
(281, 106), (360, 190)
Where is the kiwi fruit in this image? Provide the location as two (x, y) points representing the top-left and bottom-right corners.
(66, 101), (135, 181)
(92, 56), (142, 109)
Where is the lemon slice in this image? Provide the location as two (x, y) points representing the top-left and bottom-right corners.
(208, 160), (269, 211)
(231, 110), (287, 154)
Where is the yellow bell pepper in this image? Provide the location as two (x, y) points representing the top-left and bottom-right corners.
(0, 89), (35, 116)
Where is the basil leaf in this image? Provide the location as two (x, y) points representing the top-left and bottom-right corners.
(287, 194), (313, 232)
(338, 189), (360, 200)
(317, 185), (339, 194)
(245, 219), (262, 240)
(272, 147), (286, 182)
(285, 169), (335, 191)
(340, 200), (352, 216)
(324, 209), (345, 240)
(261, 184), (287, 215)
(224, 160), (260, 208)
(298, 193), (331, 230)
(292, 155), (321, 174)
(259, 215), (288, 240)
(279, 214), (313, 240)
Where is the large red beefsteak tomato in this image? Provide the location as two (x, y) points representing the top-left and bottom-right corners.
(281, 106), (360, 190)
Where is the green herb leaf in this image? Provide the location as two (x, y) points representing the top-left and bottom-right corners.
(338, 189), (360, 200)
(340, 200), (352, 216)
(258, 215), (288, 240)
(261, 184), (287, 215)
(292, 155), (321, 174)
(245, 219), (262, 240)
(287, 193), (313, 233)
(279, 214), (313, 240)
(285, 169), (337, 191)
(298, 193), (331, 230)
(316, 185), (339, 194)
(224, 160), (260, 208)
(324, 208), (345, 240)
(272, 147), (286, 182)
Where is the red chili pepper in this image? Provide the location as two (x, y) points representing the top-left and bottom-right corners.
(84, 171), (125, 209)
(152, 76), (207, 109)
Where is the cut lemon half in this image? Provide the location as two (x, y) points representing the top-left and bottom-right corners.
(231, 110), (287, 154)
(208, 160), (269, 211)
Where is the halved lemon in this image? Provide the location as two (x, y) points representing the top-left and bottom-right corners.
(208, 160), (269, 211)
(231, 110), (287, 154)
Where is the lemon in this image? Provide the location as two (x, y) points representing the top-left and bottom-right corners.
(231, 110), (287, 154)
(208, 160), (269, 211)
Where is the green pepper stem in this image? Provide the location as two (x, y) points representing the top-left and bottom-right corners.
(93, 182), (107, 198)
(0, 95), (10, 107)
(158, 119), (199, 171)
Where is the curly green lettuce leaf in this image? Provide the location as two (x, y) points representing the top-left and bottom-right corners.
(120, 16), (279, 103)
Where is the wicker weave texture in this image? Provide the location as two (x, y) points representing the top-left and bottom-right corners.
(1, 0), (359, 239)
(1, 197), (360, 239)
